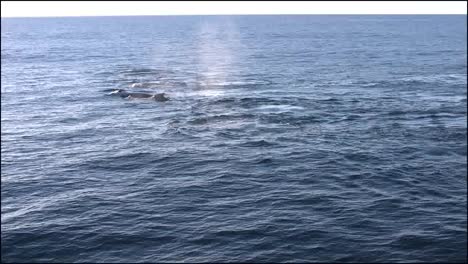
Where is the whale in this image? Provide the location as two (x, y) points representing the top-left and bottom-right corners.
(108, 89), (169, 102)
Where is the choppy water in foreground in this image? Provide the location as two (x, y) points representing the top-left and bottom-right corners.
(1, 15), (467, 263)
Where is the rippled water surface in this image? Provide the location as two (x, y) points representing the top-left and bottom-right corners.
(1, 15), (467, 263)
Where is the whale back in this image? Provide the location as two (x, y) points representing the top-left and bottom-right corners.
(153, 93), (169, 102)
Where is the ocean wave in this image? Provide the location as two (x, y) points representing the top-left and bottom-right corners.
(2, 16), (467, 264)
(256, 105), (305, 112)
(359, 74), (467, 88)
(214, 80), (273, 86)
(239, 139), (277, 147)
(398, 74), (467, 85)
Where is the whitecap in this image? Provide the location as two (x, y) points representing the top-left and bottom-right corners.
(257, 104), (305, 112)
(400, 74), (467, 85)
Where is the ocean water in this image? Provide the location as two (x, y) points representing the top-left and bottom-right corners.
(1, 15), (467, 263)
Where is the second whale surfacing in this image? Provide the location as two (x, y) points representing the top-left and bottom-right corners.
(108, 89), (169, 102)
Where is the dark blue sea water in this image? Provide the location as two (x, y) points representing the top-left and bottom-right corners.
(1, 15), (467, 263)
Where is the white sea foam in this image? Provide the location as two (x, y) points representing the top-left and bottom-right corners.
(400, 73), (467, 85)
(257, 105), (305, 112)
